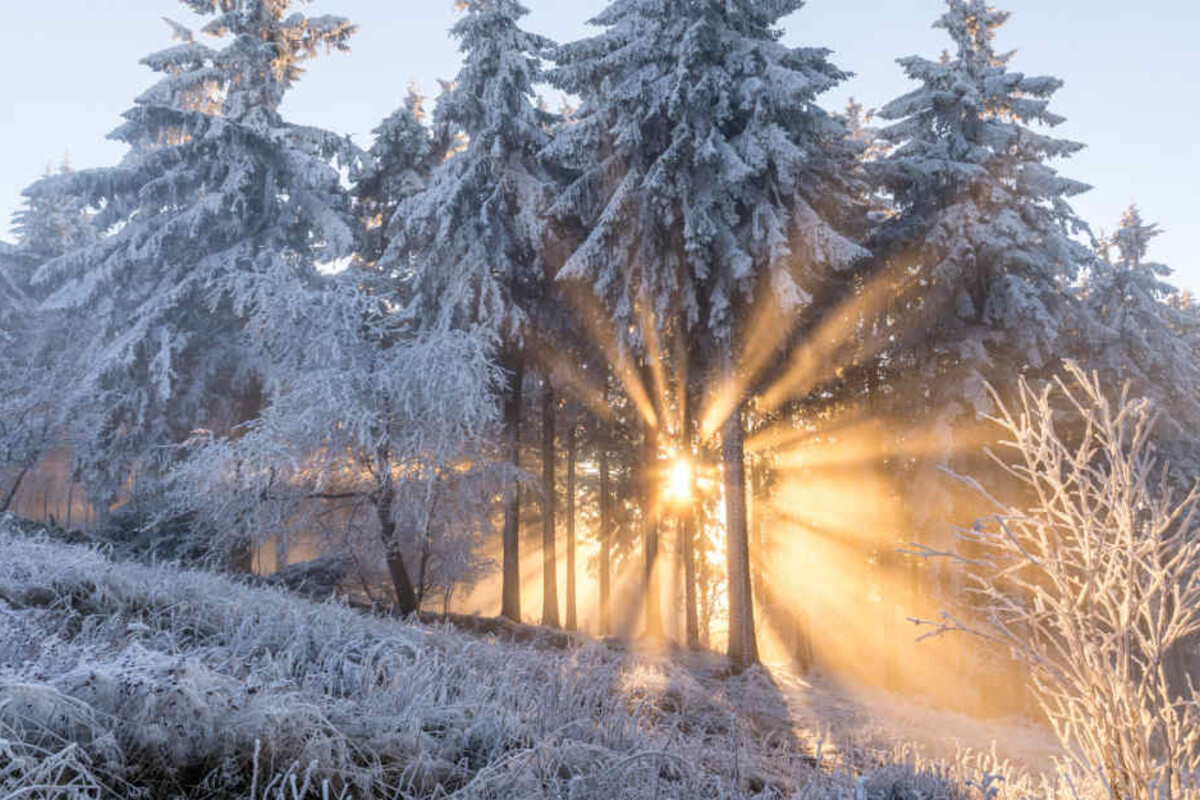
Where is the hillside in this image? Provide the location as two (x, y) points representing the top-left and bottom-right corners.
(0, 516), (1059, 800)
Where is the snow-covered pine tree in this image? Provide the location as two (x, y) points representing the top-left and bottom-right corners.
(23, 2), (356, 506)
(0, 244), (24, 509)
(1082, 206), (1200, 467)
(352, 85), (437, 269)
(0, 158), (99, 514)
(0, 242), (29, 378)
(384, 0), (557, 623)
(0, 242), (46, 513)
(864, 1), (1096, 621)
(9, 158), (98, 298)
(871, 0), (1093, 414)
(546, 0), (867, 667)
(1166, 289), (1200, 359)
(0, 243), (28, 332)
(388, 0), (554, 337)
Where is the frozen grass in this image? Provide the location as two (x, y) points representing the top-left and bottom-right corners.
(0, 516), (1086, 799)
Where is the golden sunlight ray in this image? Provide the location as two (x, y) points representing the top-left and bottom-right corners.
(758, 265), (904, 416)
(565, 286), (659, 430)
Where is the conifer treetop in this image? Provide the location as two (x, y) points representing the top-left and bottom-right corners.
(386, 0), (557, 341)
(872, 0), (1093, 376)
(179, 0), (355, 123)
(17, 0), (357, 502)
(1083, 206), (1200, 460)
(546, 0), (866, 349)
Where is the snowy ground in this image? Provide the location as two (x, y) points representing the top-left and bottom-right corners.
(0, 516), (1067, 799)
(768, 668), (1061, 772)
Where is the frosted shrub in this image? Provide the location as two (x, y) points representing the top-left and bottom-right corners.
(914, 363), (1200, 800)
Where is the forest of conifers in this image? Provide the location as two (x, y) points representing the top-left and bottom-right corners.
(2, 0), (1199, 686)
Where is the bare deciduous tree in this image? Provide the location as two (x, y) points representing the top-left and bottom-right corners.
(912, 362), (1200, 800)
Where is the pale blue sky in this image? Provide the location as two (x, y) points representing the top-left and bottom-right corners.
(1, 1), (1196, 288)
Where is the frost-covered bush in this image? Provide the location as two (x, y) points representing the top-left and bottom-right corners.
(913, 363), (1200, 800)
(164, 270), (503, 613)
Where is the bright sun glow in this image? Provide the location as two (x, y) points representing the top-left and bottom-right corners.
(664, 456), (693, 507)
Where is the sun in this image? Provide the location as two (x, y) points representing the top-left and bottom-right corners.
(664, 455), (694, 507)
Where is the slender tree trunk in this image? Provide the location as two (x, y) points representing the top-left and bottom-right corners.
(749, 458), (767, 649)
(643, 423), (662, 639)
(683, 508), (700, 649)
(682, 405), (699, 649)
(541, 378), (560, 627)
(501, 349), (524, 621)
(376, 477), (418, 616)
(699, 549), (712, 648)
(565, 411), (578, 631)
(415, 482), (438, 609)
(275, 530), (289, 573)
(598, 423), (612, 636)
(416, 535), (432, 609)
(723, 404), (759, 670)
(1, 466), (29, 514)
(671, 517), (685, 643)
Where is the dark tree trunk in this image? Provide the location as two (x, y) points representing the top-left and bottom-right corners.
(376, 478), (418, 616)
(749, 457), (767, 648)
(226, 537), (256, 575)
(565, 412), (578, 631)
(723, 404), (759, 670)
(416, 539), (431, 609)
(699, 544), (712, 647)
(642, 423), (662, 639)
(597, 423), (612, 636)
(682, 509), (700, 649)
(501, 350), (524, 621)
(681, 405), (699, 649)
(416, 485), (439, 610)
(541, 378), (560, 628)
(1, 466), (29, 514)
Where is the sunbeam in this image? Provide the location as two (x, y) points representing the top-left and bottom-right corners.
(526, 334), (616, 423)
(564, 285), (660, 430)
(757, 263), (927, 417)
(698, 289), (799, 441)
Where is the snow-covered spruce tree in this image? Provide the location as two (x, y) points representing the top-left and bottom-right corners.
(1082, 206), (1200, 469)
(546, 0), (866, 667)
(167, 268), (502, 614)
(0, 253), (52, 513)
(384, 0), (557, 623)
(866, 0), (1094, 584)
(0, 244), (24, 324)
(0, 159), (102, 514)
(352, 84), (437, 269)
(9, 158), (98, 298)
(870, 0), (1092, 415)
(23, 4), (356, 507)
(1166, 290), (1200, 375)
(0, 243), (39, 512)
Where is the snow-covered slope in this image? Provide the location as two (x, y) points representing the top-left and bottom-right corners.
(0, 517), (1060, 799)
